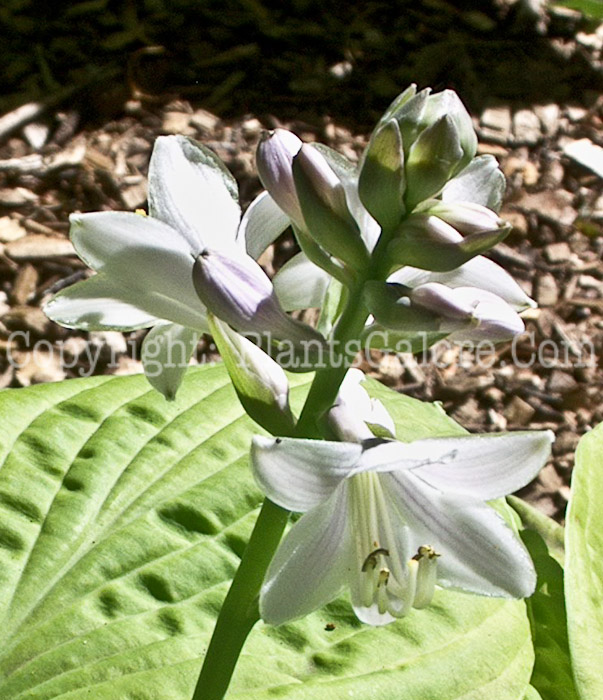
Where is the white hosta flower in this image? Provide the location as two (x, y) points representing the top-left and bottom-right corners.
(43, 135), (319, 398)
(388, 210), (510, 274)
(389, 255), (535, 311)
(252, 427), (553, 626)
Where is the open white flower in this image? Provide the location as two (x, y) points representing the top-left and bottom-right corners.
(251, 399), (553, 626)
(43, 135), (320, 398)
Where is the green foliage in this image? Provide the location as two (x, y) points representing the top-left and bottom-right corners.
(507, 495), (565, 566)
(521, 530), (579, 700)
(565, 422), (603, 700)
(553, 0), (603, 20)
(0, 365), (538, 698)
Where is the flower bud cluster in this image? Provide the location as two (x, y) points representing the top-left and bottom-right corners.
(256, 84), (530, 349)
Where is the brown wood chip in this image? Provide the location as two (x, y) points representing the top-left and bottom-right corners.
(5, 234), (76, 260)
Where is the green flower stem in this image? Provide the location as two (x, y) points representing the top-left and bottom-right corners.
(191, 288), (370, 699)
(296, 289), (371, 436)
(191, 497), (288, 700)
(191, 224), (400, 699)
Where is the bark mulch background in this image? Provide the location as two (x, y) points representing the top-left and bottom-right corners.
(0, 1), (601, 521)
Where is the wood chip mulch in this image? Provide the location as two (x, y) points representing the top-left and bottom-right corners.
(0, 11), (602, 521)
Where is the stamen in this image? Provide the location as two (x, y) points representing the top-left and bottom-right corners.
(350, 471), (416, 618)
(361, 548), (390, 572)
(377, 568), (390, 588)
(412, 545), (439, 609)
(412, 544), (440, 561)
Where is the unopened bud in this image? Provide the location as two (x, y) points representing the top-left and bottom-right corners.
(358, 119), (406, 230)
(192, 249), (323, 346)
(380, 86), (478, 210)
(385, 86), (476, 164)
(422, 90), (477, 171)
(404, 115), (464, 209)
(293, 145), (370, 271)
(256, 129), (304, 225)
(410, 282), (473, 319)
(421, 200), (504, 235)
(410, 283), (525, 342)
(389, 214), (509, 272)
(208, 314), (295, 435)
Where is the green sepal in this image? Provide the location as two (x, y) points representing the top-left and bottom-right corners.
(358, 119), (406, 230)
(317, 276), (345, 337)
(404, 115), (464, 210)
(392, 87), (431, 156)
(380, 83), (419, 124)
(387, 223), (510, 272)
(421, 90), (477, 173)
(363, 281), (441, 331)
(292, 222), (352, 288)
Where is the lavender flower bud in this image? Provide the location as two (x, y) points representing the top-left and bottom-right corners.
(192, 249), (323, 346)
(256, 129), (304, 226)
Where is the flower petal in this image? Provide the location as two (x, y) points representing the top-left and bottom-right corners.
(452, 297), (524, 342)
(389, 255), (535, 311)
(260, 484), (351, 625)
(256, 129), (304, 225)
(43, 274), (160, 331)
(355, 438), (463, 475)
(413, 431), (554, 500)
(336, 369), (395, 438)
(148, 135), (241, 253)
(272, 252), (331, 311)
(70, 211), (193, 270)
(237, 190), (291, 260)
(141, 322), (199, 400)
(251, 436), (362, 512)
(68, 212), (208, 329)
(441, 155), (506, 212)
(384, 471), (536, 598)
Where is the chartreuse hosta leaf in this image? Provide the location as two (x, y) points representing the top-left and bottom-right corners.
(566, 422), (603, 700)
(521, 530), (579, 700)
(0, 365), (534, 699)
